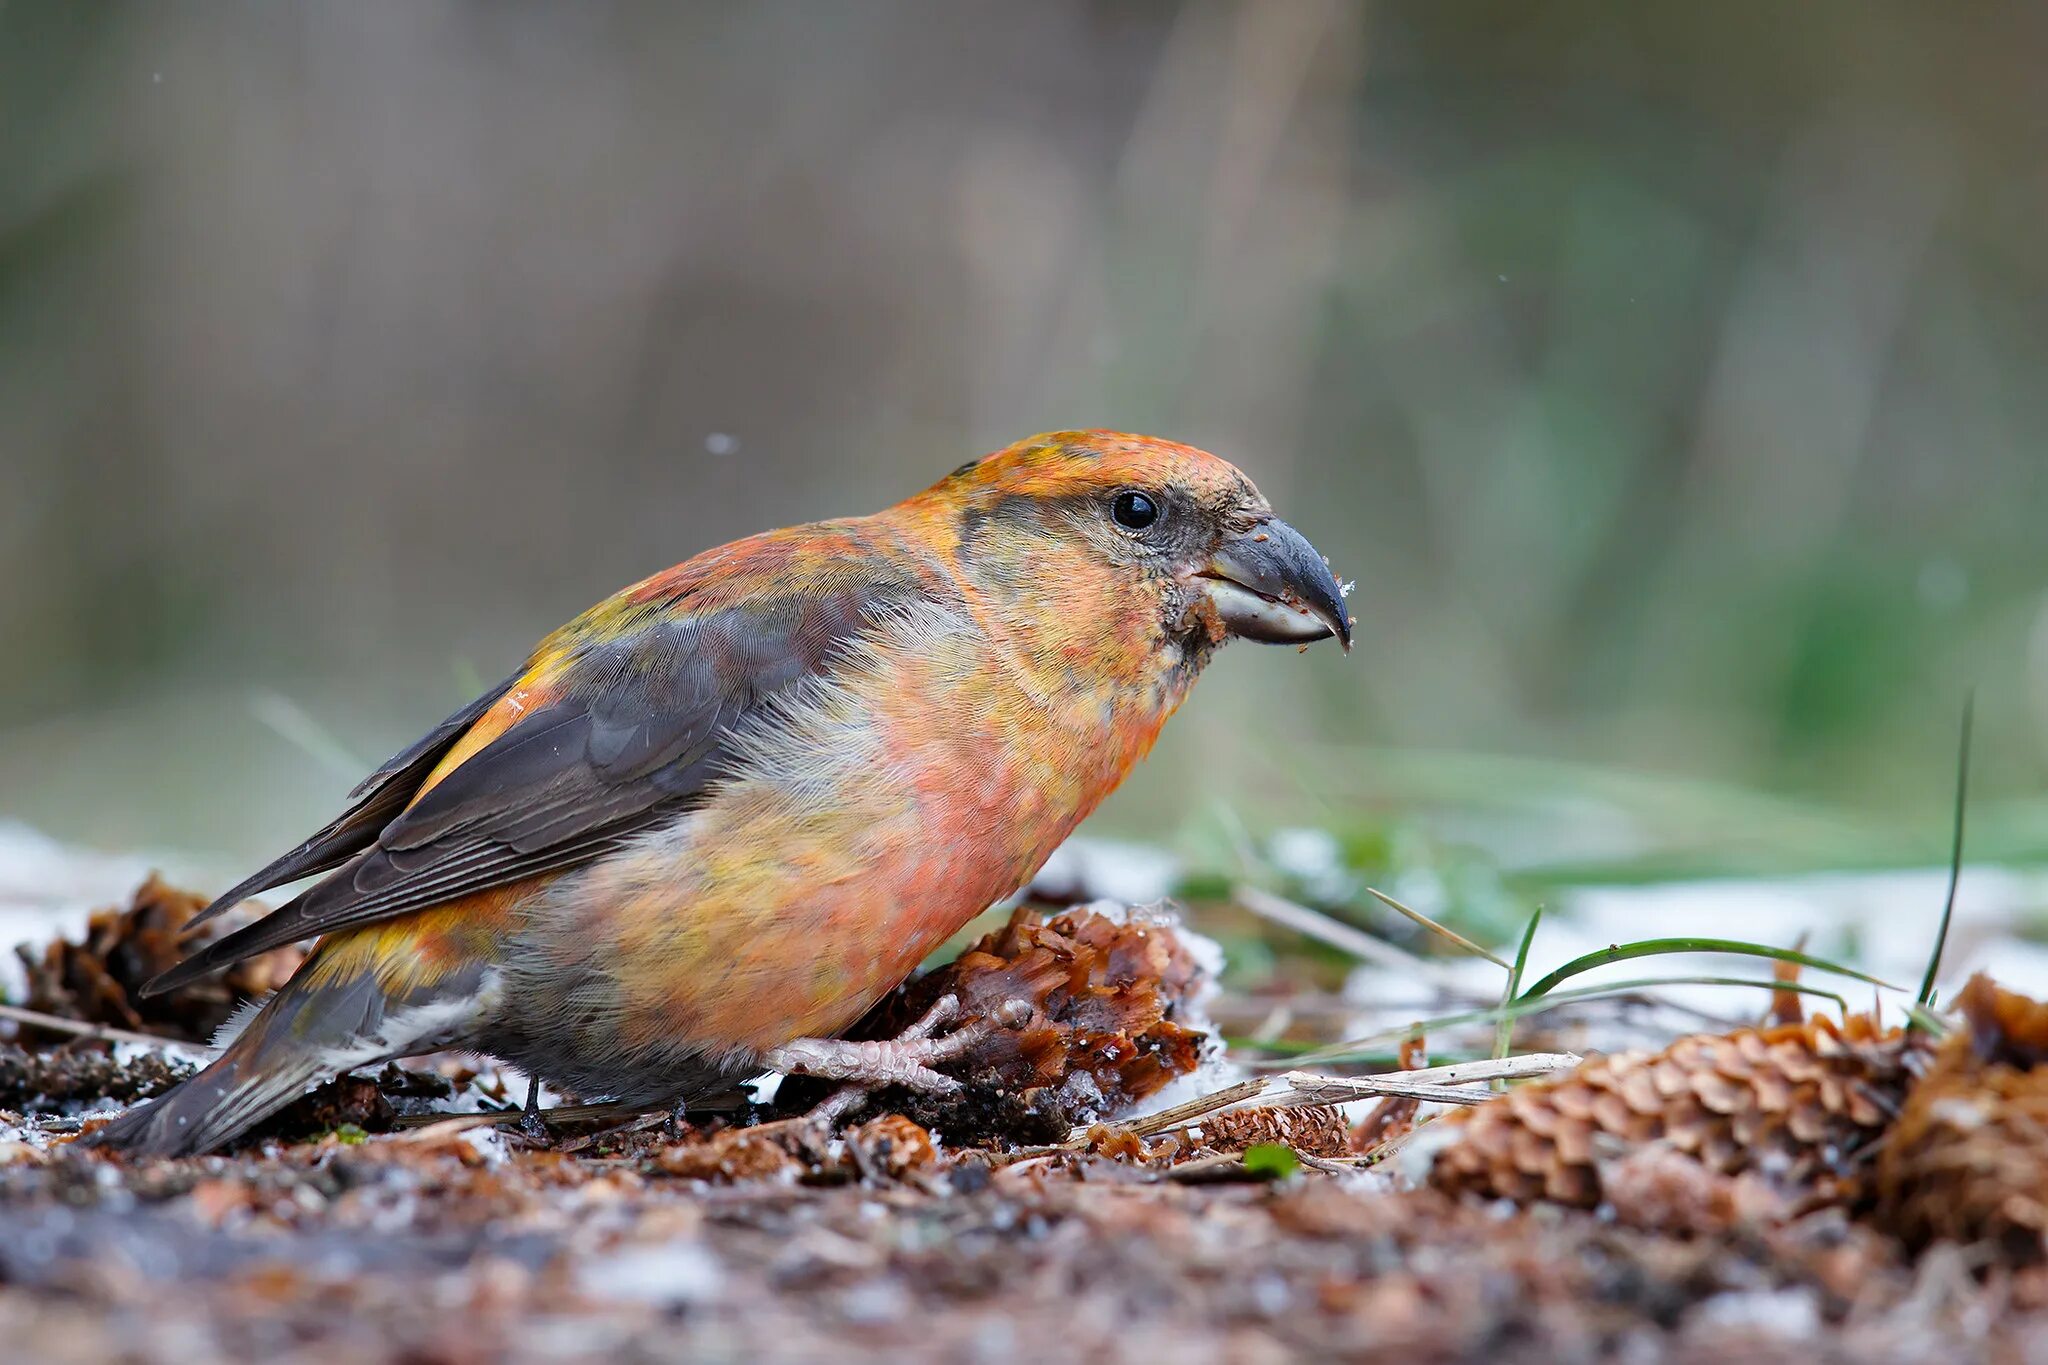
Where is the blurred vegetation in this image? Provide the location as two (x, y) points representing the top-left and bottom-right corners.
(2, 2), (2046, 876)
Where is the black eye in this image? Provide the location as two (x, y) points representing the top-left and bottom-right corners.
(1111, 490), (1160, 531)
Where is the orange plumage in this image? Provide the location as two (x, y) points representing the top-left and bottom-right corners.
(92, 431), (1349, 1154)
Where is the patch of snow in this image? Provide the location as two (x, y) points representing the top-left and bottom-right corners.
(1267, 827), (1354, 903)
(1565, 864), (2048, 1018)
(111, 1039), (209, 1068)
(1116, 903), (1238, 1124)
(1690, 1288), (1821, 1339)
(578, 1240), (726, 1308)
(1342, 864), (2048, 1042)
(1945, 937), (2048, 1003)
(838, 1278), (910, 1325)
(1030, 837), (1178, 906)
(460, 1124), (511, 1165)
(1055, 1069), (1103, 1112)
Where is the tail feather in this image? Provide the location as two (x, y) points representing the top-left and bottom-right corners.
(84, 954), (494, 1157)
(83, 1037), (322, 1158)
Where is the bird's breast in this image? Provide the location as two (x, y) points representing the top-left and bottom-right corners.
(535, 601), (1182, 1054)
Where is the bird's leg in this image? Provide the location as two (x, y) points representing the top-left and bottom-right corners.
(666, 1096), (689, 1141)
(801, 1082), (870, 1132)
(764, 994), (989, 1125)
(519, 1075), (547, 1142)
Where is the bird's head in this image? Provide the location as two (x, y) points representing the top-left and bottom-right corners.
(908, 430), (1351, 681)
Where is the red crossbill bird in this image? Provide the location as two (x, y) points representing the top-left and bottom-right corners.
(89, 430), (1349, 1155)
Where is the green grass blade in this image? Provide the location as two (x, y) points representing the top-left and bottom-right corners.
(1903, 1003), (1950, 1037)
(1916, 693), (1974, 1010)
(1493, 907), (1543, 1075)
(1273, 974), (1853, 1068)
(1516, 939), (1896, 1003)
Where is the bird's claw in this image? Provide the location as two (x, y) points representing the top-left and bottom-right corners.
(764, 994), (991, 1128)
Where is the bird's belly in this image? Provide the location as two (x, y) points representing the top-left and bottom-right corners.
(503, 731), (1087, 1069)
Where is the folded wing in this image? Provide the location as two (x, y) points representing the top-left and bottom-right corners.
(144, 577), (924, 996)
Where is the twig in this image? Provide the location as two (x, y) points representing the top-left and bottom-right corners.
(0, 1003), (186, 1050)
(1080, 1052), (1578, 1145)
(1263, 1076), (1495, 1107)
(1116, 1077), (1270, 1140)
(1162, 1151), (1261, 1184)
(1280, 1053), (1576, 1093)
(1263, 1055), (1577, 1109)
(1295, 1151), (1363, 1176)
(389, 1113), (508, 1143)
(1232, 885), (1493, 1002)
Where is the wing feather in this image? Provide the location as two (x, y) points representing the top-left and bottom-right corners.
(143, 576), (924, 997)
(177, 672), (523, 934)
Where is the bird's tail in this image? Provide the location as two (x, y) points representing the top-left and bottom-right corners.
(83, 951), (493, 1158)
(84, 1008), (325, 1158)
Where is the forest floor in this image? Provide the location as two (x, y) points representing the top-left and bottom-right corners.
(0, 1082), (2022, 1364)
(0, 834), (2043, 1363)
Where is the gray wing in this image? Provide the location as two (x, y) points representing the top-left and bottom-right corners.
(144, 581), (919, 996)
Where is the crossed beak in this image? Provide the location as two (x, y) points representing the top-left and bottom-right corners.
(1200, 517), (1353, 650)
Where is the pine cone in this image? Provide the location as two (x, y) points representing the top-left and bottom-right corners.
(1429, 1015), (1929, 1208)
(788, 902), (1212, 1141)
(1873, 975), (2048, 1261)
(16, 875), (305, 1043)
(1191, 1103), (1350, 1159)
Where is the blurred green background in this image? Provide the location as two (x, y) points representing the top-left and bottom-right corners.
(4, 2), (2046, 882)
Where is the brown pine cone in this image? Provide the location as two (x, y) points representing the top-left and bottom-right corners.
(1190, 1103), (1350, 1159)
(1428, 1014), (1929, 1208)
(17, 875), (305, 1044)
(1873, 974), (2048, 1261)
(786, 902), (1213, 1141)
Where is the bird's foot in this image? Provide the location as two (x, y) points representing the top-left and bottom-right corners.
(518, 1076), (549, 1144)
(764, 994), (989, 1127)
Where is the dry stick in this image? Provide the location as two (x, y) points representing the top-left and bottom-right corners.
(1262, 1077), (1489, 1107)
(0, 1003), (186, 1050)
(1079, 1052), (1578, 1145)
(1295, 1152), (1359, 1176)
(1248, 1058), (1575, 1111)
(1274, 1053), (1576, 1098)
(389, 1112), (508, 1143)
(1232, 885), (1495, 1003)
(1113, 1077), (1270, 1140)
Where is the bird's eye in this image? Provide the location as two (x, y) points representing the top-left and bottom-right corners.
(1111, 490), (1161, 531)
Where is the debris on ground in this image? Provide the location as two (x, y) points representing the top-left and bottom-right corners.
(0, 1117), (2029, 1363)
(0, 1043), (195, 1111)
(7, 873), (2048, 1359)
